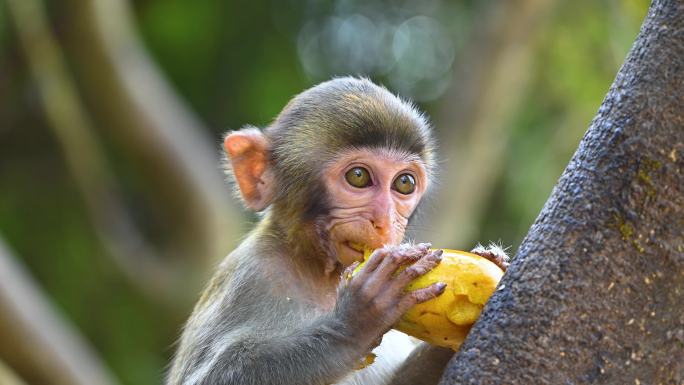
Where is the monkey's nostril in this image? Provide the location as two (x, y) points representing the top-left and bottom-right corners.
(371, 222), (392, 239)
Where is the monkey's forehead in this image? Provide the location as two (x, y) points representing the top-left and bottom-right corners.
(267, 78), (435, 170)
(325, 146), (425, 166)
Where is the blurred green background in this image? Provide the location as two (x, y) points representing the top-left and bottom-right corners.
(0, 0), (648, 384)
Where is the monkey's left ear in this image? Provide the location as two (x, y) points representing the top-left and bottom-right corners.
(223, 128), (275, 211)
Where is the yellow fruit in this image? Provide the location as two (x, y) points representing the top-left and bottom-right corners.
(355, 249), (503, 350)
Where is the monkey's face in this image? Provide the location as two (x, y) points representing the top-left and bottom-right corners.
(322, 147), (429, 267)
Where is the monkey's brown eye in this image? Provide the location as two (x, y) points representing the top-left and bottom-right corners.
(393, 173), (416, 195)
(345, 167), (371, 188)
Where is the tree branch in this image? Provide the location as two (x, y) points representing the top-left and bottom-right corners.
(0, 236), (118, 385)
(0, 360), (28, 385)
(59, 0), (244, 262)
(420, 0), (553, 247)
(6, 0), (189, 303)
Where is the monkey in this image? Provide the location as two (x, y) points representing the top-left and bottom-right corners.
(166, 77), (509, 385)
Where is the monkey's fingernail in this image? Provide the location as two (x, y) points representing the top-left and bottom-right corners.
(436, 282), (447, 290)
(434, 249), (444, 257)
(419, 242), (431, 249)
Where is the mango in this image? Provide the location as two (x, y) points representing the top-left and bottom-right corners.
(355, 249), (503, 350)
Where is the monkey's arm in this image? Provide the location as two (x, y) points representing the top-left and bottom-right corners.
(169, 245), (446, 385)
(386, 343), (454, 385)
(196, 314), (368, 385)
(173, 270), (380, 385)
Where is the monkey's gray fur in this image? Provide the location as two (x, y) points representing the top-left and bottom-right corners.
(168, 77), (449, 385)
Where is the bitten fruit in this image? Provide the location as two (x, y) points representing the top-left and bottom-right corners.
(356, 249), (504, 350)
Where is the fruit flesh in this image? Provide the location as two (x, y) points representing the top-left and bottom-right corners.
(356, 249), (504, 350)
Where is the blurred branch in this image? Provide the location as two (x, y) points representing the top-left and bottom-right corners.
(60, 0), (244, 261)
(0, 236), (117, 385)
(6, 0), (186, 303)
(0, 360), (28, 385)
(420, 0), (554, 247)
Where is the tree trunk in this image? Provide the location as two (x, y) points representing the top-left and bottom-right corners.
(441, 0), (684, 384)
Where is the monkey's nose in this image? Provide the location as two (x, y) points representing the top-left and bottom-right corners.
(371, 218), (391, 237)
(370, 192), (394, 237)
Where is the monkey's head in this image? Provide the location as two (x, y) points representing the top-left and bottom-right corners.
(224, 77), (435, 267)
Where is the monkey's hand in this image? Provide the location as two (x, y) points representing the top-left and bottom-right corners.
(333, 243), (445, 351)
(471, 242), (510, 272)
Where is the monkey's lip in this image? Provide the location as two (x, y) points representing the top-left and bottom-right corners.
(344, 241), (367, 255)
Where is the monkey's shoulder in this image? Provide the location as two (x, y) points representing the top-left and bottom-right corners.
(195, 247), (328, 316)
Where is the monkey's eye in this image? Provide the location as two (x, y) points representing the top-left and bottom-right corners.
(345, 167), (372, 188)
(393, 173), (416, 195)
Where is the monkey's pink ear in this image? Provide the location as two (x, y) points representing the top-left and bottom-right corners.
(223, 129), (275, 211)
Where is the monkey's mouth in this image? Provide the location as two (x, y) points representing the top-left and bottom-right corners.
(344, 241), (368, 256)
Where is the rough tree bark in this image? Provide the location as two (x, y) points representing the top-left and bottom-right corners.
(441, 1), (684, 384)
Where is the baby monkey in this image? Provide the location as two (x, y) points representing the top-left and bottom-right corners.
(167, 77), (508, 385)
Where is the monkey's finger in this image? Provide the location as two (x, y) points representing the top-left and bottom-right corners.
(374, 243), (430, 280)
(471, 250), (509, 272)
(359, 246), (391, 274)
(393, 249), (443, 289)
(357, 244), (429, 299)
(342, 261), (361, 282)
(471, 243), (510, 272)
(397, 282), (447, 313)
